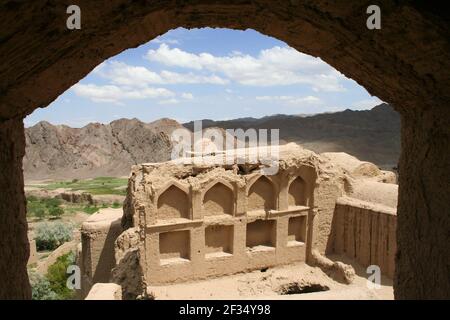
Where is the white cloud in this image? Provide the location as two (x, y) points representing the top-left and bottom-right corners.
(256, 95), (323, 106)
(73, 44), (351, 106)
(181, 92), (194, 100)
(351, 97), (384, 110)
(147, 44), (206, 70)
(146, 44), (347, 91)
(158, 98), (180, 105)
(96, 62), (163, 87)
(91, 62), (107, 74)
(287, 96), (323, 106)
(96, 61), (228, 86)
(159, 70), (228, 85)
(151, 37), (180, 45)
(72, 83), (174, 104)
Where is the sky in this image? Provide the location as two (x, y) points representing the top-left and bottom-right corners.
(25, 28), (383, 128)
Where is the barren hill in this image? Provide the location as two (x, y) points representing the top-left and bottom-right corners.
(24, 118), (180, 180)
(24, 103), (400, 180)
(184, 103), (400, 169)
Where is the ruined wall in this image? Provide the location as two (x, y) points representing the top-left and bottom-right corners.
(76, 148), (400, 297)
(330, 197), (397, 278)
(313, 158), (348, 255)
(119, 147), (321, 289)
(80, 209), (123, 298)
(144, 173), (312, 285)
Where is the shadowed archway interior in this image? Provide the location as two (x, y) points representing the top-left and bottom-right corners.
(0, 1), (448, 299)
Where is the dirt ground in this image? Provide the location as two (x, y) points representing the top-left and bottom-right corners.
(147, 261), (393, 300)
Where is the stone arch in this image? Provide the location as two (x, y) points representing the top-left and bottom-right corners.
(247, 176), (276, 211)
(157, 184), (190, 220)
(156, 180), (190, 199)
(3, 2), (447, 120)
(288, 176), (307, 207)
(202, 181), (234, 216)
(0, 1), (448, 299)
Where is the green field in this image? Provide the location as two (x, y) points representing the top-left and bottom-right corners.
(36, 176), (128, 196)
(26, 196), (64, 219)
(26, 177), (126, 220)
(26, 196), (121, 218)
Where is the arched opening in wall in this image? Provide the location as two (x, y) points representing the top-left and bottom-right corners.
(247, 176), (276, 212)
(16, 25), (407, 300)
(24, 27), (393, 182)
(203, 182), (234, 216)
(0, 0), (447, 300)
(288, 177), (307, 207)
(157, 185), (190, 221)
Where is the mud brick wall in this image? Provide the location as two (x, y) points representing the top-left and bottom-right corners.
(331, 197), (396, 278)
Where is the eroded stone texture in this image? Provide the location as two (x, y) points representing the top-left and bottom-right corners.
(0, 118), (30, 299)
(1, 1), (449, 120)
(0, 0), (449, 299)
(396, 106), (450, 299)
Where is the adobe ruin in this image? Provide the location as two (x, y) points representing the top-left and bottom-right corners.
(122, 146), (316, 286)
(0, 1), (449, 299)
(78, 145), (401, 298)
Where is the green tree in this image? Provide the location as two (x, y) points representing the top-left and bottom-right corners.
(46, 252), (76, 300)
(29, 271), (59, 300)
(35, 222), (73, 251)
(83, 205), (99, 214)
(112, 202), (121, 209)
(35, 208), (46, 220)
(49, 206), (64, 218)
(45, 198), (62, 208)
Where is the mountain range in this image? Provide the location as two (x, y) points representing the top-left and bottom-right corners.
(24, 103), (400, 180)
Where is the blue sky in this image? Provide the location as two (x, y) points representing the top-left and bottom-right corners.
(25, 28), (382, 128)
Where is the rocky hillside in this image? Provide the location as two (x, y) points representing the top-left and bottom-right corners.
(24, 103), (400, 180)
(24, 118), (183, 180)
(184, 103), (400, 169)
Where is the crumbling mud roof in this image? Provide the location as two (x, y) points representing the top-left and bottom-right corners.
(128, 143), (320, 191)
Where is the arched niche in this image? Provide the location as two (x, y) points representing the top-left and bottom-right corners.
(202, 182), (234, 216)
(247, 176), (276, 211)
(288, 176), (307, 207)
(157, 184), (190, 220)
